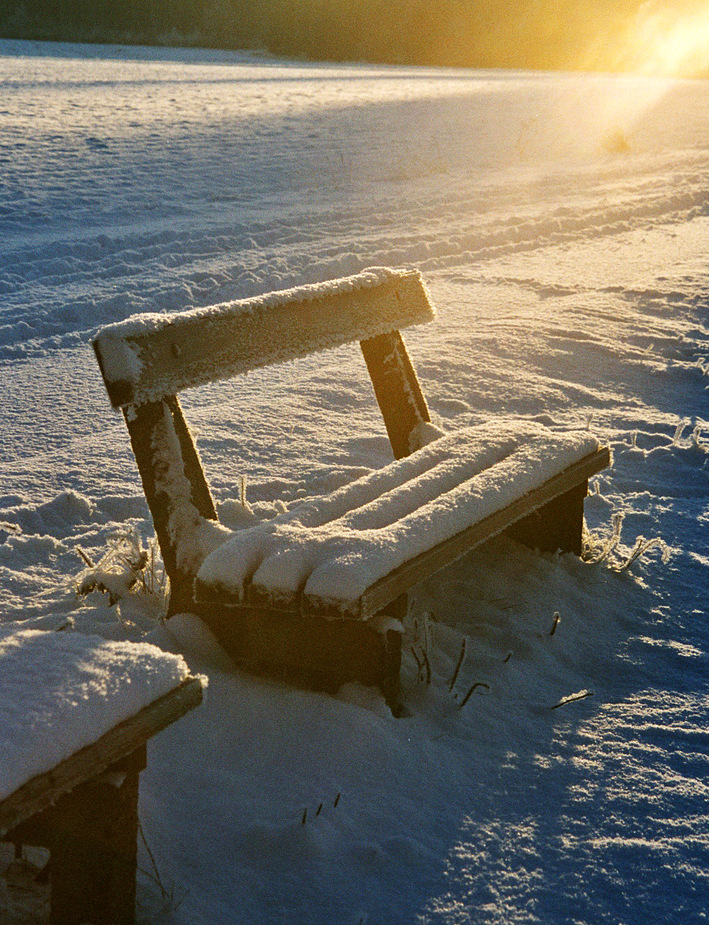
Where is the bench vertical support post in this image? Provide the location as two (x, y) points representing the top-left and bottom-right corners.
(505, 480), (588, 555)
(47, 747), (146, 925)
(360, 331), (431, 459)
(375, 593), (407, 712)
(165, 395), (218, 522)
(124, 396), (217, 612)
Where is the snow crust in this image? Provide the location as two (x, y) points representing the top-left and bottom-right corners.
(198, 422), (599, 609)
(0, 628), (192, 803)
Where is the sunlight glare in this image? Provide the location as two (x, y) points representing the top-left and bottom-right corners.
(621, 1), (709, 78)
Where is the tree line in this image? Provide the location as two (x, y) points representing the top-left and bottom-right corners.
(0, 0), (702, 75)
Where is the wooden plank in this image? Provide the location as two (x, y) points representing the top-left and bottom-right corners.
(506, 479), (587, 555)
(165, 394), (218, 523)
(123, 397), (216, 610)
(0, 677), (203, 838)
(94, 271), (435, 408)
(352, 447), (611, 618)
(196, 600), (402, 710)
(360, 330), (431, 459)
(10, 748), (146, 925)
(198, 447), (610, 621)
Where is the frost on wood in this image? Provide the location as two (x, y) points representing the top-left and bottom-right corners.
(197, 421), (600, 614)
(149, 410), (230, 575)
(0, 628), (193, 802)
(93, 267), (435, 408)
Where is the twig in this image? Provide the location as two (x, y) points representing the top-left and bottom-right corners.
(549, 612), (561, 636)
(76, 546), (95, 568)
(421, 646), (432, 686)
(551, 690), (594, 710)
(138, 817), (170, 903)
(459, 681), (490, 708)
(448, 637), (466, 691)
(411, 646), (424, 680)
(616, 536), (670, 572)
(410, 645), (432, 685)
(0, 521), (21, 535)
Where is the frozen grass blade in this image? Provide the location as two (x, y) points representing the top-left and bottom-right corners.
(448, 637), (467, 691)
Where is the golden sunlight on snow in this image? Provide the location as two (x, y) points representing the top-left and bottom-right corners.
(602, 1), (709, 78)
(629, 3), (709, 76)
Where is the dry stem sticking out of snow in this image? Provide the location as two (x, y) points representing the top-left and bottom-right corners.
(583, 512), (671, 572)
(75, 527), (168, 613)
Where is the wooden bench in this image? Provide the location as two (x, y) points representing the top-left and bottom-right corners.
(93, 267), (610, 709)
(0, 631), (203, 924)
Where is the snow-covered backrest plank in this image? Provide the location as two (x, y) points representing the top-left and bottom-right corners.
(94, 268), (435, 408)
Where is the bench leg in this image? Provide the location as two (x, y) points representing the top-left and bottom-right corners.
(505, 480), (588, 555)
(47, 748), (145, 925)
(375, 593), (406, 712)
(360, 331), (431, 460)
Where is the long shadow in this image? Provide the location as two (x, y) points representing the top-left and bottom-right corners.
(401, 530), (708, 925)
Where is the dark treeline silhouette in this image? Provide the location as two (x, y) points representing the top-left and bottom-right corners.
(0, 0), (705, 75)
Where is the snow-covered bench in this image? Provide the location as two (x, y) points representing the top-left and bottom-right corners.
(93, 268), (609, 708)
(0, 629), (203, 925)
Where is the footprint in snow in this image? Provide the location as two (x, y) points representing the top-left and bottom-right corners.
(85, 136), (110, 151)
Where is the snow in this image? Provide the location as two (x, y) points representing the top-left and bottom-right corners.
(0, 37), (708, 924)
(198, 422), (600, 610)
(0, 627), (193, 804)
(146, 407), (231, 575)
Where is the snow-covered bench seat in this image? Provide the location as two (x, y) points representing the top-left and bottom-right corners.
(196, 421), (606, 614)
(0, 628), (203, 925)
(93, 267), (609, 708)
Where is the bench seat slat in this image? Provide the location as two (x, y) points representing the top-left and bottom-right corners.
(359, 446), (610, 618)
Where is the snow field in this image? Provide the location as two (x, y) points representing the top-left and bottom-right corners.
(0, 39), (707, 924)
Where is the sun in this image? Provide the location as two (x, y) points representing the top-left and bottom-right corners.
(622, 1), (709, 77)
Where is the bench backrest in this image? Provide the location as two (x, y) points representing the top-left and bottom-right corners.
(93, 268), (436, 614)
(94, 268), (433, 407)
